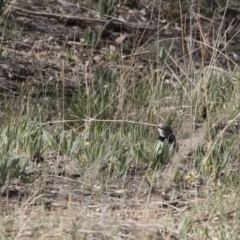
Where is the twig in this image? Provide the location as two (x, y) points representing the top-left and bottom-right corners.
(41, 117), (159, 127)
(13, 7), (157, 31)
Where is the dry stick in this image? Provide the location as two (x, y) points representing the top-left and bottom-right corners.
(13, 6), (109, 23)
(43, 118), (159, 128)
(13, 7), (157, 31)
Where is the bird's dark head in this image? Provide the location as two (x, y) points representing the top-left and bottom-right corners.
(158, 123), (176, 144)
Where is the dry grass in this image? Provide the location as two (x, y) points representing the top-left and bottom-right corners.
(0, 0), (240, 239)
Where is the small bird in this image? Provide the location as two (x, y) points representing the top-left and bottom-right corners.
(158, 123), (179, 152)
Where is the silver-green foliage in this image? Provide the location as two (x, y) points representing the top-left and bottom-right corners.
(194, 136), (236, 178)
(68, 67), (118, 120)
(83, 27), (101, 46)
(152, 140), (173, 168)
(0, 124), (29, 190)
(46, 129), (82, 155)
(99, 0), (115, 16)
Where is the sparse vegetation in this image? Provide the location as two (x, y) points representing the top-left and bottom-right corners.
(0, 0), (240, 239)
(98, 0), (115, 16)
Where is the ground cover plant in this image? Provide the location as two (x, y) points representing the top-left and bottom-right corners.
(1, 0), (240, 239)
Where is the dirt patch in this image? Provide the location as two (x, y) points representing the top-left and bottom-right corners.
(1, 0), (239, 95)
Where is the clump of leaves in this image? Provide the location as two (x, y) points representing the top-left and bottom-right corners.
(22, 126), (44, 158)
(194, 137), (235, 178)
(66, 49), (75, 62)
(83, 27), (101, 46)
(81, 142), (112, 169)
(99, 0), (115, 16)
(152, 140), (173, 169)
(204, 73), (236, 111)
(0, 45), (9, 60)
(130, 141), (146, 163)
(173, 168), (185, 184)
(68, 66), (118, 120)
(0, 156), (28, 192)
(43, 129), (82, 155)
(108, 51), (119, 62)
(79, 132), (118, 185)
(0, 124), (30, 193)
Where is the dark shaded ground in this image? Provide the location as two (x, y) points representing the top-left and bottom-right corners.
(1, 0), (240, 96)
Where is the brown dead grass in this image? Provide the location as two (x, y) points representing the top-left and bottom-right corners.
(1, 0), (240, 239)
